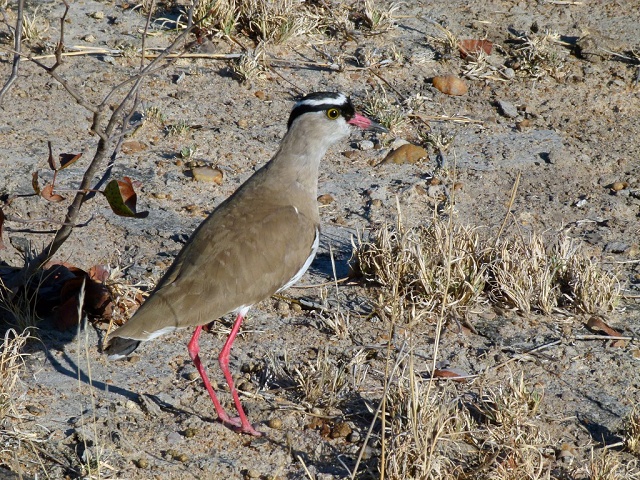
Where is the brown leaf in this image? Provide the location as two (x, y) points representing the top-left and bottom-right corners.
(586, 316), (626, 348)
(59, 152), (82, 170)
(586, 316), (620, 336)
(432, 368), (468, 382)
(102, 177), (149, 218)
(459, 39), (493, 59)
(89, 264), (110, 283)
(41, 183), (65, 202)
(47, 141), (58, 170)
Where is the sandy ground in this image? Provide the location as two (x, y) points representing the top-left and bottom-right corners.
(1, 0), (640, 478)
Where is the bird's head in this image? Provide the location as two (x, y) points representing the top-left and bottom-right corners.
(287, 92), (387, 145)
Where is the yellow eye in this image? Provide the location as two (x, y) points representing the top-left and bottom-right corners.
(326, 108), (340, 120)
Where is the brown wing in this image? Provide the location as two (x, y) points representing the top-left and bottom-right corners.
(108, 203), (318, 341)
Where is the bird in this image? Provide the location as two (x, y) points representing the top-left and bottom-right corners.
(104, 92), (386, 436)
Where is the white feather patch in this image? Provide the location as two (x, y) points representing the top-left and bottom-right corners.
(277, 228), (319, 293)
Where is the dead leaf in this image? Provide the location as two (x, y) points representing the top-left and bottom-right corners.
(41, 184), (65, 202)
(459, 39), (493, 59)
(432, 368), (468, 382)
(586, 316), (626, 348)
(102, 177), (149, 218)
(47, 141), (58, 170)
(380, 144), (429, 165)
(89, 264), (110, 283)
(59, 152), (82, 170)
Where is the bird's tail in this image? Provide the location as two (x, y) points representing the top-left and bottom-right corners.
(104, 336), (142, 360)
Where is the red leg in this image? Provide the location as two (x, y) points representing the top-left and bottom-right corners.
(187, 326), (239, 428)
(219, 313), (263, 436)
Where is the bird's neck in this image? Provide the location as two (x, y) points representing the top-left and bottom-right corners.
(266, 122), (335, 195)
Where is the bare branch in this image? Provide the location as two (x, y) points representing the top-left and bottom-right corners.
(0, 0), (25, 104)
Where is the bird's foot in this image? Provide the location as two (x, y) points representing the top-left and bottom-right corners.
(220, 416), (263, 436)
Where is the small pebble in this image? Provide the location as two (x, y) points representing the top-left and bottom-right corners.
(83, 34), (96, 43)
(192, 166), (224, 185)
(502, 67), (515, 79)
(90, 10), (105, 19)
(237, 118), (249, 129)
(275, 300), (290, 314)
(246, 469), (260, 479)
(347, 430), (361, 443)
(186, 371), (199, 381)
(432, 75), (468, 96)
(381, 143), (428, 165)
(25, 405), (43, 415)
(166, 431), (182, 444)
(237, 380), (252, 392)
(317, 193), (334, 205)
(267, 418), (283, 429)
(357, 140), (374, 150)
(310, 407), (323, 416)
(128, 354), (141, 364)
(611, 181), (628, 191)
(497, 99), (518, 118)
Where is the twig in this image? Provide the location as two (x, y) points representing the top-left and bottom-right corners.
(410, 112), (484, 124)
(0, 0), (25, 104)
(492, 339), (562, 371)
(575, 334), (634, 341)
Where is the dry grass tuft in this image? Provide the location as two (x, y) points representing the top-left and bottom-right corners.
(181, 0), (321, 43)
(622, 405), (640, 456)
(356, 216), (487, 323)
(384, 378), (471, 479)
(362, 87), (407, 132)
(584, 449), (640, 480)
(0, 329), (30, 422)
(382, 368), (550, 479)
(0, 275), (42, 332)
(466, 374), (548, 479)
(488, 234), (620, 315)
(0, 328), (35, 470)
(293, 347), (351, 408)
(356, 216), (620, 321)
(507, 30), (567, 79)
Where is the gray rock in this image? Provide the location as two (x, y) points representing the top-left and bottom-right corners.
(497, 99), (519, 118)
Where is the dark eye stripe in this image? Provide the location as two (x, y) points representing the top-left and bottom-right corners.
(287, 92), (355, 129)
